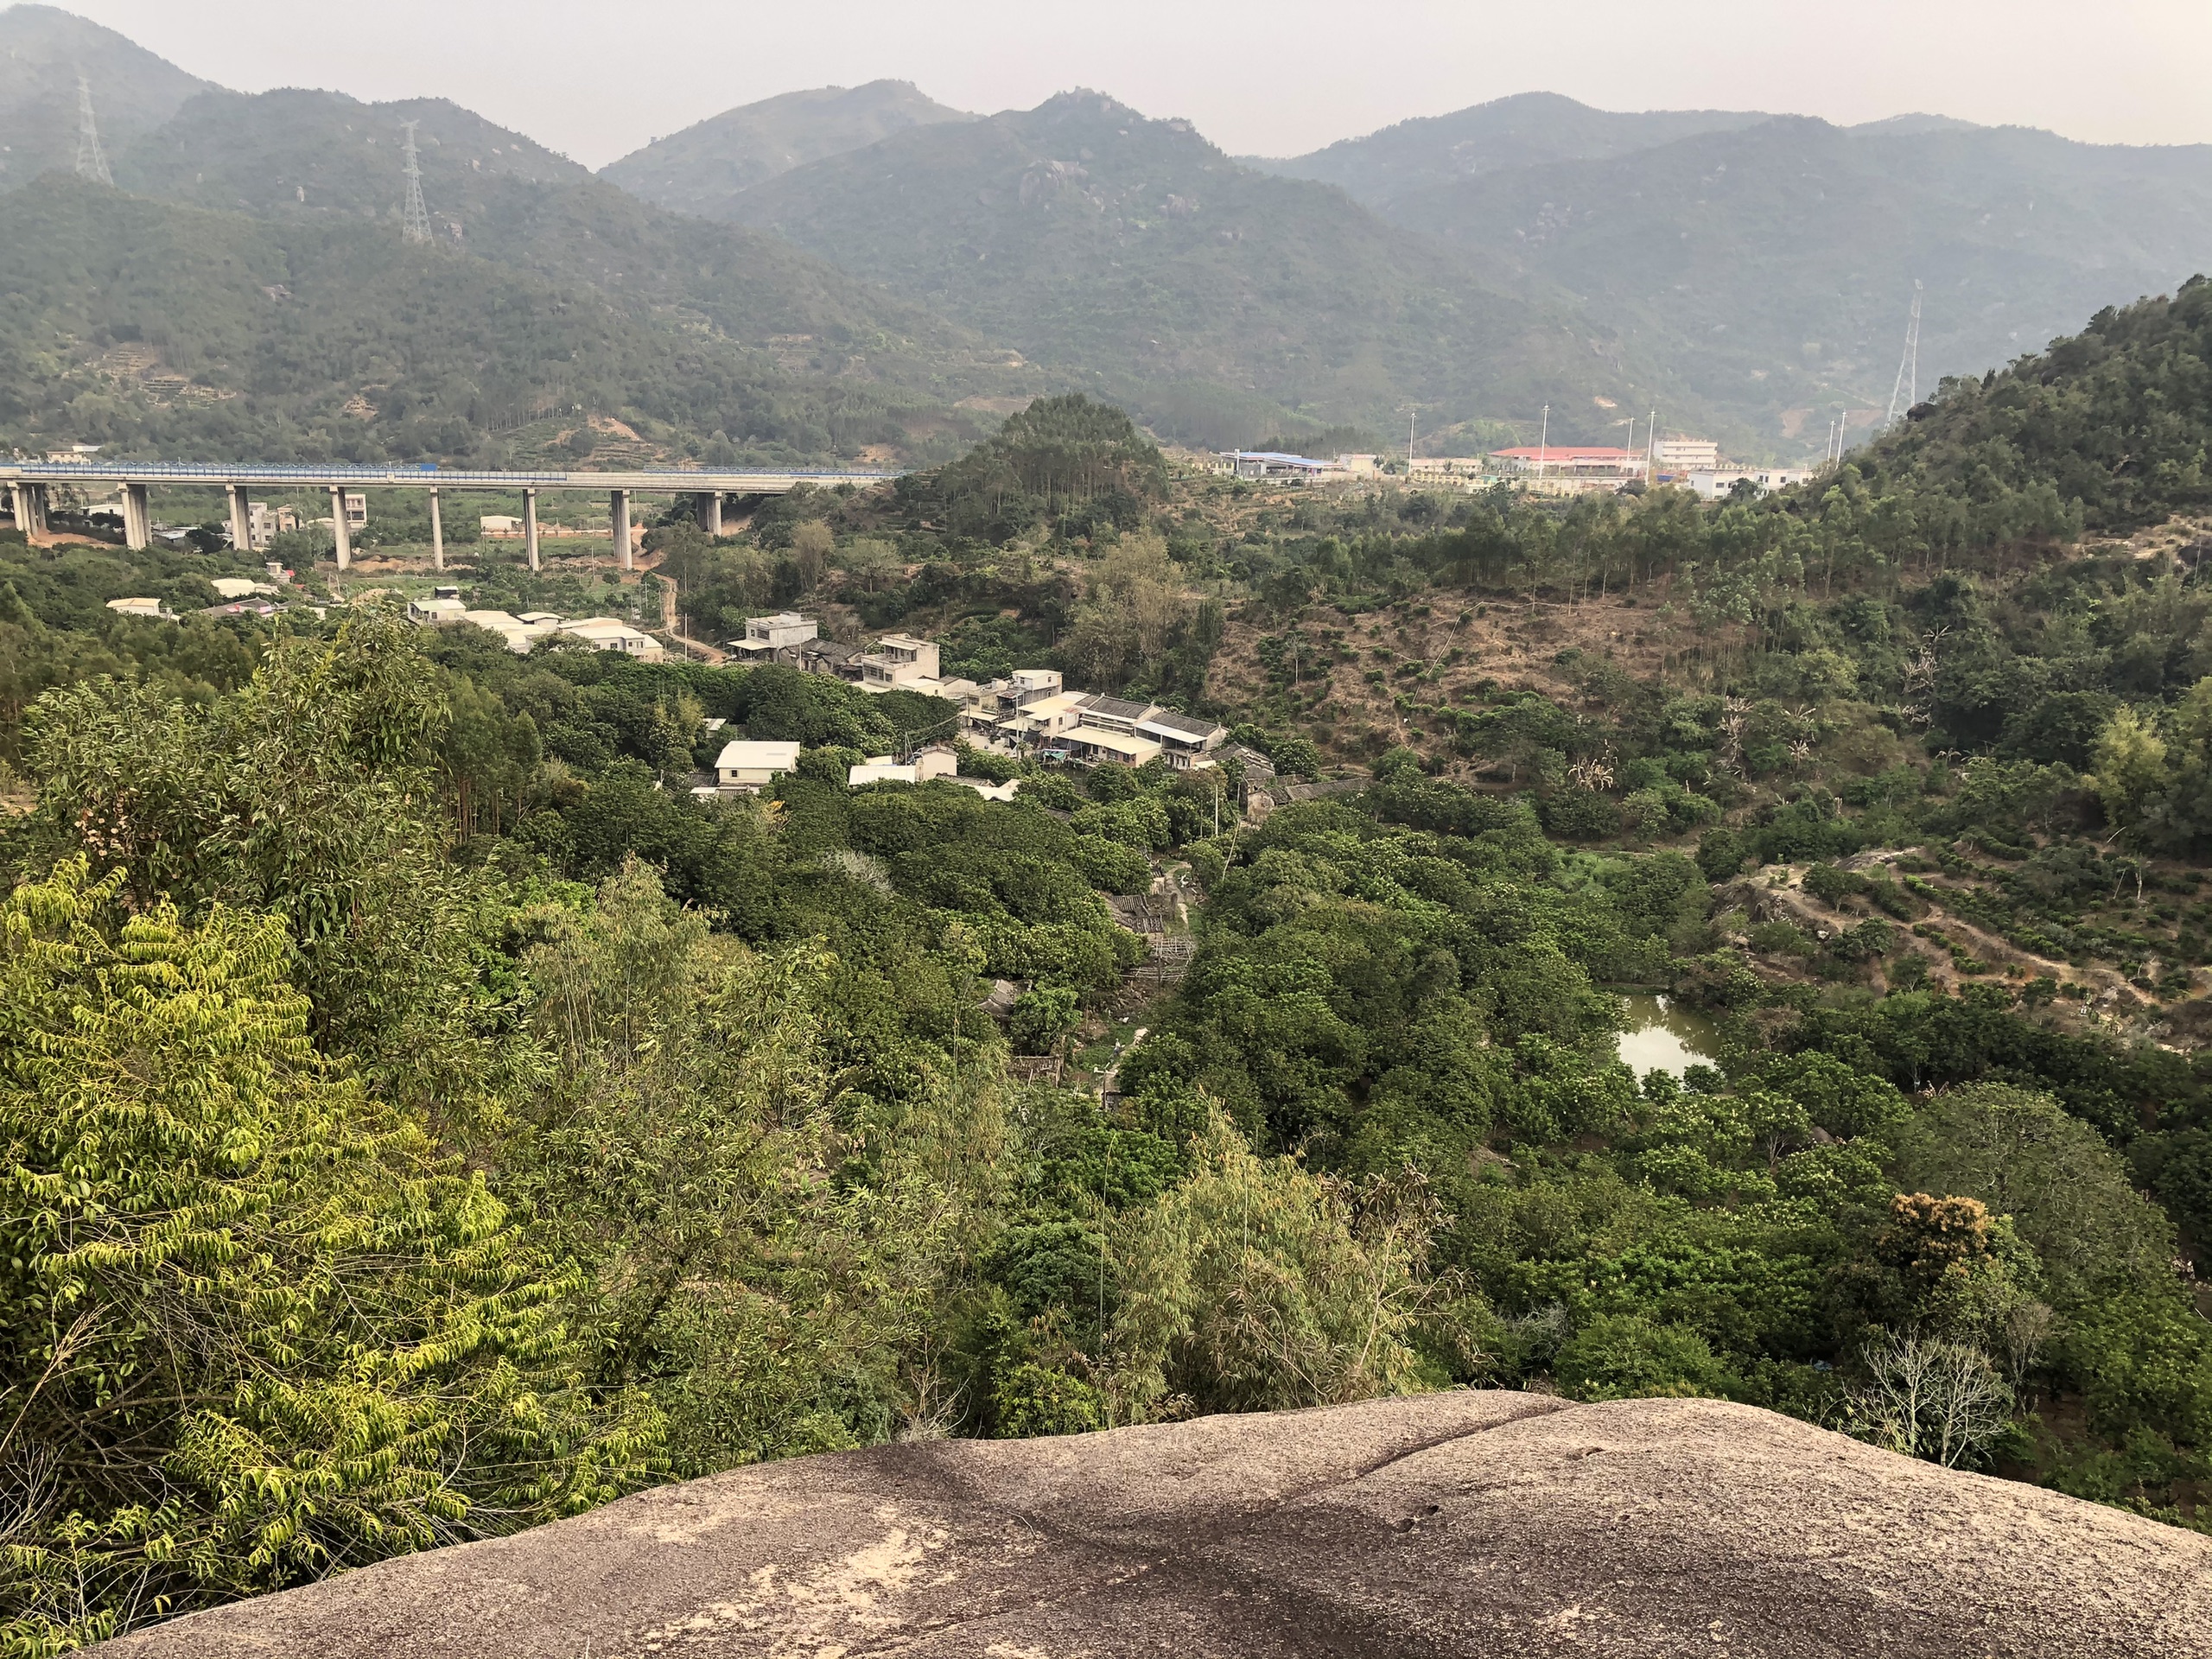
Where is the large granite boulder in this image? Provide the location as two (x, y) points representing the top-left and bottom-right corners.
(105, 1390), (2211, 1656)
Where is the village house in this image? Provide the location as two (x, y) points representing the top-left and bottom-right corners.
(715, 740), (801, 791)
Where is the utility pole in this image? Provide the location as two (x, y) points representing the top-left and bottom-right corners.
(73, 73), (111, 187)
(1885, 280), (1923, 425)
(1646, 409), (1657, 486)
(1536, 404), (1549, 481)
(400, 120), (433, 245)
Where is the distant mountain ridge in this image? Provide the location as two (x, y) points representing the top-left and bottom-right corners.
(1377, 114), (2212, 447)
(601, 79), (975, 218)
(9, 3), (2212, 465)
(104, 84), (1023, 393)
(0, 68), (1039, 467)
(0, 3), (211, 188)
(715, 89), (1684, 448)
(1245, 91), (1772, 206)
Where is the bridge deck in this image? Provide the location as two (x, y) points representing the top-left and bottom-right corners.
(0, 463), (900, 493)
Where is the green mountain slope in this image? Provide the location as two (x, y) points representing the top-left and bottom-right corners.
(601, 79), (975, 217)
(721, 91), (1692, 448)
(114, 85), (588, 219)
(0, 3), (211, 188)
(1247, 91), (1769, 207)
(111, 86), (1033, 405)
(1852, 272), (2212, 535)
(0, 175), (999, 466)
(1377, 117), (2212, 458)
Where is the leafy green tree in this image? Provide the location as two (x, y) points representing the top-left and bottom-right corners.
(991, 1362), (1105, 1438)
(1009, 985), (1080, 1056)
(0, 861), (645, 1652)
(21, 613), (513, 1123)
(1889, 1086), (2177, 1303)
(518, 859), (1003, 1473)
(1109, 1111), (1439, 1421)
(2090, 704), (2172, 849)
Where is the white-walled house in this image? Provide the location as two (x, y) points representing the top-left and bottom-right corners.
(715, 741), (802, 791)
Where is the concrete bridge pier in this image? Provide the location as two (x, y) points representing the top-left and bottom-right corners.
(611, 489), (632, 571)
(429, 487), (444, 573)
(123, 483), (151, 550)
(328, 485), (352, 570)
(523, 489), (540, 572)
(10, 483), (48, 544)
(696, 491), (722, 536)
(226, 485), (252, 557)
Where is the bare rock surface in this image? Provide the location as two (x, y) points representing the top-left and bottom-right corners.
(105, 1391), (2212, 1657)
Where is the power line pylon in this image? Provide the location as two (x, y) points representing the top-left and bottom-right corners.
(400, 120), (433, 244)
(1885, 280), (1923, 425)
(73, 73), (112, 187)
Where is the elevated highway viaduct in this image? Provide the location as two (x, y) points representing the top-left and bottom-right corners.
(0, 463), (901, 571)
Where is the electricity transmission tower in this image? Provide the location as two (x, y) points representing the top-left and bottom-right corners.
(400, 120), (433, 244)
(73, 73), (111, 186)
(1885, 280), (1923, 425)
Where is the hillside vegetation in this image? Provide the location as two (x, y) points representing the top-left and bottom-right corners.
(0, 79), (1043, 467)
(1361, 111), (2212, 455)
(107, 82), (1014, 393)
(0, 175), (1004, 467)
(5, 287), (2212, 1649)
(5, 25), (2212, 1651)
(721, 91), (1682, 449)
(0, 4), (210, 189)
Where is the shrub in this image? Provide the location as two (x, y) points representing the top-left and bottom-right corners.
(1554, 1313), (1732, 1402)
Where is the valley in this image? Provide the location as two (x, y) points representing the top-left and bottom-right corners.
(3, 3), (2212, 1651)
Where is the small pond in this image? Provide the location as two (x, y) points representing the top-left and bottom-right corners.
(1615, 993), (1721, 1079)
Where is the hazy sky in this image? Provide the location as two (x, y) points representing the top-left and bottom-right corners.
(49, 0), (2212, 167)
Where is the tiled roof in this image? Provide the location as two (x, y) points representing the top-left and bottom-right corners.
(1139, 711), (1221, 739)
(1078, 695), (1155, 721)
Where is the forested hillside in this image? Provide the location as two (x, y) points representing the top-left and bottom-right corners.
(22, 9), (2212, 462)
(0, 175), (1006, 466)
(0, 4), (210, 188)
(5, 7), (2212, 1643)
(106, 81), (1018, 394)
(0, 74), (1041, 467)
(1347, 111), (2212, 453)
(720, 90), (1681, 449)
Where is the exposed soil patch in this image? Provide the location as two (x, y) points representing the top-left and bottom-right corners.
(1207, 588), (1700, 765)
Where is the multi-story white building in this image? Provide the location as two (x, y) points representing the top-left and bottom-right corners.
(245, 501), (300, 550)
(1652, 437), (1722, 472)
(855, 632), (941, 691)
(1138, 709), (1230, 770)
(1686, 467), (1815, 500)
(729, 612), (820, 664)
